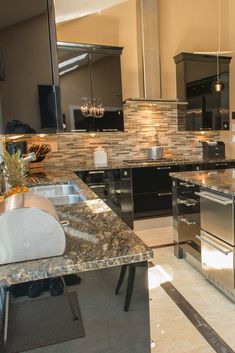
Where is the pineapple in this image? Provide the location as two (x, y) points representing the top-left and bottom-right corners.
(1, 151), (29, 198)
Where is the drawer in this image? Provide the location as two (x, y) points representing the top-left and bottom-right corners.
(133, 165), (180, 193)
(133, 193), (172, 215)
(198, 189), (234, 245)
(200, 231), (235, 290)
(177, 196), (200, 216)
(178, 214), (200, 245)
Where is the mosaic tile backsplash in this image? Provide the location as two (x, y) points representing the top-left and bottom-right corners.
(28, 102), (220, 169)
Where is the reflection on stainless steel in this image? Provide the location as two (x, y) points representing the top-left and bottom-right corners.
(30, 183), (79, 197)
(0, 192), (66, 265)
(200, 230), (234, 291)
(48, 194), (83, 205)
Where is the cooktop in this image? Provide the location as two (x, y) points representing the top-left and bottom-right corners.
(123, 158), (191, 164)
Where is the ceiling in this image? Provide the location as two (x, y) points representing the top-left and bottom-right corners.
(0, 0), (47, 29)
(54, 0), (127, 24)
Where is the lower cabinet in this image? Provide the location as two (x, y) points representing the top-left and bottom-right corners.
(76, 168), (134, 229)
(133, 161), (235, 219)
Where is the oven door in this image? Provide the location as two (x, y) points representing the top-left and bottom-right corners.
(197, 230), (235, 290)
(196, 189), (234, 245)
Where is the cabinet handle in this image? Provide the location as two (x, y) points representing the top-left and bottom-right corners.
(179, 182), (194, 188)
(88, 171), (105, 174)
(196, 235), (232, 255)
(157, 167), (171, 170)
(215, 163), (228, 166)
(195, 191), (232, 205)
(178, 198), (197, 206)
(181, 217), (196, 225)
(157, 192), (172, 196)
(90, 184), (106, 189)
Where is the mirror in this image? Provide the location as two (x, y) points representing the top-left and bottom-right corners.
(57, 42), (124, 132)
(0, 0), (62, 134)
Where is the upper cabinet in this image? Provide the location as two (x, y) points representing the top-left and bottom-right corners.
(57, 42), (124, 132)
(0, 0), (62, 134)
(174, 53), (231, 131)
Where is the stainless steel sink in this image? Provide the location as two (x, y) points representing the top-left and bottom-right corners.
(48, 195), (84, 205)
(30, 184), (79, 197)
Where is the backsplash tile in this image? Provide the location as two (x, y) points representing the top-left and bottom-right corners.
(26, 103), (220, 169)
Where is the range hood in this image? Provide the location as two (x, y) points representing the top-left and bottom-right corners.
(124, 98), (188, 105)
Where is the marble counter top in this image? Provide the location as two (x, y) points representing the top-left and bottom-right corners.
(0, 168), (152, 286)
(170, 168), (235, 196)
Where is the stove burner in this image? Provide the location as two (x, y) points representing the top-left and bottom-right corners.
(123, 158), (190, 165)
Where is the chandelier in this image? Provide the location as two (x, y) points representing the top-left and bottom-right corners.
(81, 97), (104, 118)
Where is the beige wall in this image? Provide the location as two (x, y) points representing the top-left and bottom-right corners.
(0, 13), (53, 131)
(56, 0), (140, 100)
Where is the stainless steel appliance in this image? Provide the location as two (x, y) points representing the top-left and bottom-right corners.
(196, 188), (235, 291)
(202, 141), (225, 160)
(0, 192), (66, 265)
(148, 146), (163, 160)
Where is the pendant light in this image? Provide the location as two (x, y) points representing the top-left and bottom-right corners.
(194, 0), (234, 91)
(211, 0), (223, 92)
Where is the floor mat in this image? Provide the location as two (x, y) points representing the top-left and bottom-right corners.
(2, 291), (85, 353)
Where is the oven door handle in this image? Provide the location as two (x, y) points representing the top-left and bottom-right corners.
(196, 235), (232, 255)
(195, 191), (232, 206)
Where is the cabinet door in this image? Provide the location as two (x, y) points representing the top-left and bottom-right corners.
(91, 52), (124, 132)
(0, 0), (61, 134)
(132, 165), (180, 194)
(134, 193), (172, 216)
(58, 47), (93, 132)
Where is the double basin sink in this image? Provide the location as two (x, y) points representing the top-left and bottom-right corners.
(30, 183), (84, 205)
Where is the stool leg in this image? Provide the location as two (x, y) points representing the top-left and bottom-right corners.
(115, 265), (127, 295)
(60, 277), (78, 321)
(124, 265), (136, 312)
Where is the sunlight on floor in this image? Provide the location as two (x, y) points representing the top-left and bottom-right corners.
(148, 264), (173, 290)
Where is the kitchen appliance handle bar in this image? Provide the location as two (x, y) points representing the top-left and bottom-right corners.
(88, 171), (105, 174)
(157, 192), (172, 196)
(90, 184), (106, 189)
(196, 235), (232, 255)
(157, 167), (171, 170)
(194, 191), (232, 205)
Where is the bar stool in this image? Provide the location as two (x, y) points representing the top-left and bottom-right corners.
(115, 264), (136, 312)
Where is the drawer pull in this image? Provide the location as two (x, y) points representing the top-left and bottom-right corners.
(157, 167), (171, 170)
(178, 199), (197, 206)
(179, 182), (194, 188)
(90, 184), (106, 189)
(157, 192), (172, 196)
(196, 235), (232, 255)
(215, 163), (228, 166)
(181, 218), (196, 225)
(88, 171), (105, 174)
(195, 191), (232, 205)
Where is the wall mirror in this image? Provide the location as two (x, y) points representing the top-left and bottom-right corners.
(0, 0), (62, 134)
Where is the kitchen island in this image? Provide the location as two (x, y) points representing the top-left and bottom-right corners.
(171, 168), (235, 302)
(0, 168), (153, 353)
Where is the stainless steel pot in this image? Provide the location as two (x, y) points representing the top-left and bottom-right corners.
(148, 146), (163, 160)
(0, 192), (66, 265)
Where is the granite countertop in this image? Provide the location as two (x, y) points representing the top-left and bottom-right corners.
(74, 158), (235, 170)
(0, 168), (153, 286)
(170, 168), (235, 196)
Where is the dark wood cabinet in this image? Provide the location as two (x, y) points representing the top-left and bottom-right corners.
(174, 52), (231, 131)
(132, 165), (181, 218)
(76, 168), (133, 229)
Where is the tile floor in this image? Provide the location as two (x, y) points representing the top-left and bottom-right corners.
(135, 216), (235, 353)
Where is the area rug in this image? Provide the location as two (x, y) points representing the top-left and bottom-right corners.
(2, 291), (85, 353)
